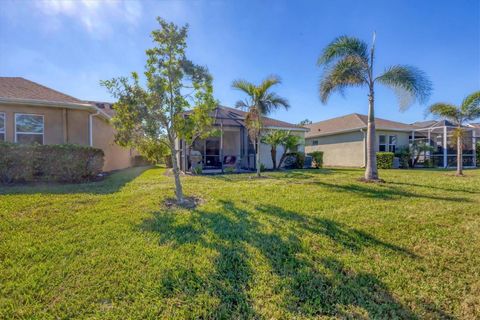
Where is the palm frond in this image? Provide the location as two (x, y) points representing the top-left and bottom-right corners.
(317, 36), (369, 66)
(235, 100), (249, 110)
(461, 91), (480, 120)
(231, 79), (255, 96)
(375, 65), (432, 110)
(256, 92), (290, 114)
(257, 75), (282, 96)
(318, 56), (369, 104)
(428, 103), (460, 123)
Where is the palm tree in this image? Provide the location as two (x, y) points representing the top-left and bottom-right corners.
(232, 75), (290, 177)
(428, 91), (480, 175)
(317, 34), (432, 181)
(261, 130), (290, 170)
(278, 134), (300, 168)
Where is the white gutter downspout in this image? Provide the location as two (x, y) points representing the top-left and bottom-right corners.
(360, 128), (367, 168)
(89, 111), (100, 147)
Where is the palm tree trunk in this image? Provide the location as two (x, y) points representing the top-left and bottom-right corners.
(256, 137), (261, 177)
(271, 146), (277, 170)
(364, 88), (379, 181)
(457, 130), (463, 175)
(170, 146), (184, 203)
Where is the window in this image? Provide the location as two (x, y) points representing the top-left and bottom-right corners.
(312, 140), (319, 146)
(379, 134), (396, 152)
(0, 113), (4, 141)
(15, 114), (44, 144)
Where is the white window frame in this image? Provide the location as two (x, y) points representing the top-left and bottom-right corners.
(0, 112), (5, 141)
(379, 134), (397, 153)
(14, 113), (44, 144)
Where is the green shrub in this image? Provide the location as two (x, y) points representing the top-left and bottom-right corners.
(423, 158), (434, 168)
(224, 167), (235, 174)
(477, 141), (480, 167)
(308, 151), (324, 168)
(284, 152), (305, 169)
(260, 163), (266, 172)
(376, 152), (394, 169)
(395, 147), (411, 169)
(191, 166), (202, 175)
(0, 143), (104, 184)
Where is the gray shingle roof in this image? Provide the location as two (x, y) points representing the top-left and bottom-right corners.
(0, 77), (82, 104)
(305, 113), (415, 138)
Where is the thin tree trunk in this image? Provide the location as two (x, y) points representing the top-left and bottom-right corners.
(364, 88), (379, 181)
(271, 146), (277, 170)
(170, 147), (184, 203)
(256, 137), (261, 177)
(457, 129), (463, 175)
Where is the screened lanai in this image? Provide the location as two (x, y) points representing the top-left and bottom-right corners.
(411, 120), (477, 168)
(178, 106), (256, 173)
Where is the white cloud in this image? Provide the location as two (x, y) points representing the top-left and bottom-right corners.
(34, 0), (142, 37)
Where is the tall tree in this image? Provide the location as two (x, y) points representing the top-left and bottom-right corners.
(102, 18), (216, 204)
(317, 34), (432, 181)
(232, 76), (290, 177)
(428, 91), (480, 175)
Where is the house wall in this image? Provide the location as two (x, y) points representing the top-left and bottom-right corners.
(0, 103), (134, 172)
(92, 116), (134, 171)
(305, 130), (412, 168)
(305, 131), (365, 167)
(0, 103), (89, 144)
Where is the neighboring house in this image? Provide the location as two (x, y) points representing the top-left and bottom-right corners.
(305, 113), (414, 167)
(305, 113), (478, 168)
(177, 106), (308, 173)
(0, 77), (134, 171)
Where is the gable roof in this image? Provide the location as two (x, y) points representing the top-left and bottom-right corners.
(305, 113), (415, 138)
(194, 105), (307, 131)
(0, 77), (82, 104)
(0, 77), (111, 119)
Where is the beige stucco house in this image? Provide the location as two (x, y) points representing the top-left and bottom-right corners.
(305, 113), (478, 168)
(0, 77), (134, 171)
(305, 113), (417, 167)
(177, 106), (308, 173)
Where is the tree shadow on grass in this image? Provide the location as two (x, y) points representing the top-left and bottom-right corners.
(312, 181), (472, 203)
(387, 181), (480, 195)
(0, 166), (152, 195)
(255, 204), (418, 258)
(139, 200), (430, 318)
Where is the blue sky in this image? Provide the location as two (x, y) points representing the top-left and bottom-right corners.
(1, 0), (479, 124)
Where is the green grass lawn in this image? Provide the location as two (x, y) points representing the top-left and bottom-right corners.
(1, 167), (479, 319)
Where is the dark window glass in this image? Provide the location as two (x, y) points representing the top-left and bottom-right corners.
(16, 134), (43, 144)
(312, 140), (318, 146)
(0, 113), (4, 141)
(379, 135), (386, 144)
(379, 145), (386, 152)
(0, 113), (4, 131)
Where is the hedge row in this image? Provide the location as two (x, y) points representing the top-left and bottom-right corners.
(376, 152), (394, 169)
(0, 143), (104, 184)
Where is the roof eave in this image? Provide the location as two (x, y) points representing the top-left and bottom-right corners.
(0, 97), (111, 120)
(264, 125), (309, 132)
(306, 126), (414, 139)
